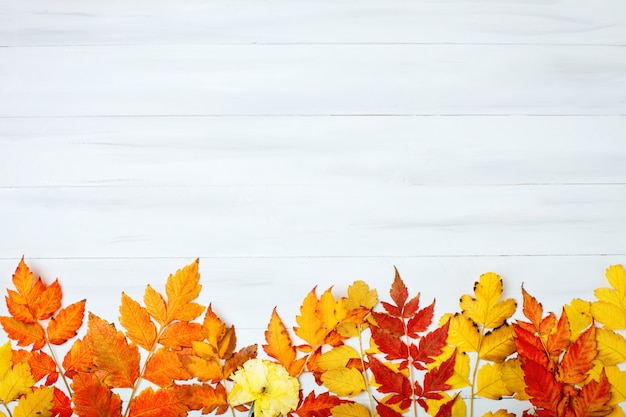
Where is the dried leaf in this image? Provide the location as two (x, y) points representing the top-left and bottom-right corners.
(0, 317), (45, 350)
(317, 345), (360, 371)
(559, 325), (597, 385)
(296, 392), (349, 417)
(479, 324), (515, 363)
(264, 309), (299, 375)
(159, 322), (204, 350)
(344, 280), (378, 310)
(62, 338), (93, 378)
(595, 328), (626, 366)
(294, 288), (326, 347)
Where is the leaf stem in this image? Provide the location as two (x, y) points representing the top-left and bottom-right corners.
(2, 401), (13, 417)
(356, 323), (375, 415)
(469, 327), (485, 417)
(46, 339), (73, 397)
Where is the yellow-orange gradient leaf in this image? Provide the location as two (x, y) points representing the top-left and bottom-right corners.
(460, 273), (516, 329)
(295, 288), (326, 348)
(179, 383), (229, 415)
(62, 339), (93, 378)
(0, 318), (45, 350)
(344, 280), (378, 310)
(71, 372), (122, 417)
(264, 309), (300, 376)
(201, 304), (226, 352)
(32, 279), (62, 321)
(119, 293), (157, 351)
(86, 313), (139, 389)
(164, 259), (204, 324)
(0, 362), (35, 403)
(158, 322), (204, 350)
(144, 285), (167, 327)
(12, 258), (35, 302)
(47, 299), (86, 345)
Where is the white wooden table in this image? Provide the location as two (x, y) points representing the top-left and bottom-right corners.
(1, 1), (625, 415)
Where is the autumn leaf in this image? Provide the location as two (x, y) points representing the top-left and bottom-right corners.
(264, 308), (302, 376)
(71, 372), (122, 417)
(558, 325), (597, 385)
(178, 383), (229, 415)
(330, 402), (371, 417)
(441, 314), (480, 353)
(564, 298), (593, 341)
(62, 338), (93, 378)
(0, 362), (35, 403)
(143, 348), (191, 387)
(128, 387), (188, 417)
(164, 259), (204, 324)
(47, 299), (86, 345)
(604, 366), (626, 405)
(51, 387), (72, 417)
(570, 370), (613, 417)
(460, 273), (516, 329)
(0, 317), (45, 350)
(222, 345), (257, 379)
(294, 288), (326, 348)
(317, 345), (360, 371)
(12, 387), (54, 417)
(500, 358), (529, 400)
(482, 411), (515, 417)
(344, 280), (378, 310)
(159, 322), (204, 350)
(119, 293), (157, 351)
(320, 367), (366, 397)
(15, 350), (58, 385)
(475, 362), (512, 400)
(591, 264), (626, 330)
(595, 328), (626, 366)
(0, 342), (12, 377)
(144, 285), (168, 327)
(85, 313), (140, 388)
(479, 324), (515, 363)
(295, 392), (349, 417)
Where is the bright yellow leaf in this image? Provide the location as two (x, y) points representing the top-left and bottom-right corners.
(318, 288), (346, 332)
(564, 298), (592, 341)
(344, 281), (378, 310)
(331, 402), (371, 417)
(475, 362), (512, 400)
(482, 411), (515, 417)
(596, 328), (626, 366)
(13, 386), (54, 417)
(500, 358), (529, 400)
(443, 313), (480, 353)
(460, 273), (516, 329)
(605, 365), (626, 405)
(320, 367), (366, 397)
(317, 345), (360, 371)
(591, 265), (626, 330)
(0, 362), (35, 403)
(479, 325), (515, 363)
(0, 342), (12, 378)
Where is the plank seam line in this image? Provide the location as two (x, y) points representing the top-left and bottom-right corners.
(1, 114), (625, 119)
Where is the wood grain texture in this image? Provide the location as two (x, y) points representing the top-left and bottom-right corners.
(1, 0), (625, 414)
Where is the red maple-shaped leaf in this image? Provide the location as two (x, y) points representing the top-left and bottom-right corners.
(546, 310), (570, 357)
(294, 391), (349, 417)
(411, 321), (450, 369)
(407, 300), (435, 337)
(376, 402), (404, 417)
(371, 312), (403, 336)
(558, 325), (597, 385)
(368, 355), (413, 410)
(385, 268), (409, 316)
(521, 359), (562, 414)
(371, 326), (409, 365)
(128, 387), (188, 417)
(48, 299), (86, 345)
(514, 325), (550, 369)
(421, 351), (455, 399)
(72, 372), (122, 417)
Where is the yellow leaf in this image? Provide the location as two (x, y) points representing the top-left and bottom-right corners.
(320, 367), (366, 397)
(460, 273), (516, 329)
(479, 325), (515, 363)
(119, 292), (157, 351)
(482, 411), (515, 417)
(0, 362), (35, 403)
(596, 328), (626, 366)
(0, 341), (12, 378)
(591, 265), (626, 330)
(475, 362), (512, 400)
(443, 313), (480, 353)
(606, 406), (625, 417)
(13, 386), (54, 417)
(318, 288), (346, 332)
(344, 281), (378, 310)
(144, 285), (167, 327)
(164, 259), (204, 324)
(500, 358), (529, 400)
(564, 298), (592, 341)
(605, 365), (626, 405)
(317, 345), (360, 371)
(294, 289), (326, 347)
(331, 402), (371, 417)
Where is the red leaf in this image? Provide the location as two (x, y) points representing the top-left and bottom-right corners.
(521, 359), (561, 414)
(433, 395), (457, 417)
(376, 402), (404, 417)
(412, 321), (449, 368)
(371, 326), (409, 364)
(368, 355), (412, 398)
(407, 300), (435, 337)
(51, 387), (73, 417)
(547, 310), (570, 357)
(371, 312), (403, 335)
(422, 351), (455, 398)
(403, 294), (421, 318)
(514, 325), (549, 369)
(570, 371), (612, 417)
(388, 268), (408, 311)
(295, 391), (348, 417)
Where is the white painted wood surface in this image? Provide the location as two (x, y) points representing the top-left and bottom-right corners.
(1, 0), (625, 415)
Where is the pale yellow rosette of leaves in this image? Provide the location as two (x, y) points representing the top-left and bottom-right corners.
(229, 358), (300, 417)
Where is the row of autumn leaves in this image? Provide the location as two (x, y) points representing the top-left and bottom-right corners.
(0, 259), (625, 417)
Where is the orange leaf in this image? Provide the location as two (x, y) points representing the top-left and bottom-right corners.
(559, 325), (597, 385)
(264, 309), (299, 375)
(48, 299), (86, 345)
(0, 317), (45, 349)
(33, 278), (62, 320)
(222, 345), (258, 379)
(119, 293), (157, 351)
(144, 348), (191, 387)
(521, 287), (544, 332)
(52, 387), (73, 417)
(295, 391), (348, 417)
(71, 371), (122, 417)
(128, 387), (188, 417)
(164, 259), (204, 324)
(86, 313), (140, 388)
(202, 304), (225, 349)
(159, 322), (204, 350)
(63, 338), (94, 378)
(571, 370), (612, 417)
(179, 383), (229, 415)
(16, 350), (58, 385)
(546, 309), (570, 357)
(6, 290), (36, 323)
(12, 257), (36, 301)
(183, 355), (223, 383)
(144, 285), (168, 327)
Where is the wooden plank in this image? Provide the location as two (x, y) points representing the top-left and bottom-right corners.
(1, 0), (624, 46)
(1, 45), (625, 117)
(2, 116), (625, 187)
(1, 184), (624, 258)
